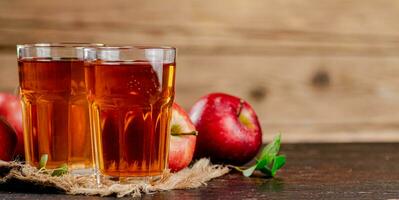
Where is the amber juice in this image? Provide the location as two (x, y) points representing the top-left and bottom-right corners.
(85, 61), (175, 177)
(18, 59), (92, 169)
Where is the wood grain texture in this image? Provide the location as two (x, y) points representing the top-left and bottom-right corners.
(1, 0), (399, 142)
(1, 143), (399, 199)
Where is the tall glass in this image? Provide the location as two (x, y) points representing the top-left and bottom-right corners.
(84, 46), (176, 180)
(17, 43), (103, 173)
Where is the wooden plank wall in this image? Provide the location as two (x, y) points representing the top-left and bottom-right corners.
(1, 0), (399, 142)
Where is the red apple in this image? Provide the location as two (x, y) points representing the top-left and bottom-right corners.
(168, 103), (197, 172)
(190, 93), (262, 165)
(0, 93), (24, 157)
(0, 117), (18, 161)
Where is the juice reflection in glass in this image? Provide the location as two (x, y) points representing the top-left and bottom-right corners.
(17, 43), (102, 173)
(84, 46), (176, 179)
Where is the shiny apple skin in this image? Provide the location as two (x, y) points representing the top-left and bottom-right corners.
(0, 93), (24, 157)
(0, 117), (17, 161)
(168, 103), (197, 172)
(190, 93), (262, 165)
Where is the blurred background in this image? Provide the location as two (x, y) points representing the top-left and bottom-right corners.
(1, 0), (399, 143)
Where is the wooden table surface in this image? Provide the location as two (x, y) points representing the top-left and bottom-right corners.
(1, 143), (398, 199)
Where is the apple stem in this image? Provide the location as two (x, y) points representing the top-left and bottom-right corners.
(171, 131), (198, 136)
(236, 99), (244, 117)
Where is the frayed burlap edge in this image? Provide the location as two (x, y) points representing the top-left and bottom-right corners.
(0, 159), (229, 198)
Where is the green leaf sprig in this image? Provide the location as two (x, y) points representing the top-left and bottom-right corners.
(37, 154), (69, 177)
(51, 164), (68, 176)
(38, 154), (48, 170)
(234, 134), (286, 177)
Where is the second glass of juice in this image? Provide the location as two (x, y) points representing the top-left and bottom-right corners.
(84, 46), (176, 180)
(17, 43), (103, 173)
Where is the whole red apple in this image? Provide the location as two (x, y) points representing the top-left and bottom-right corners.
(190, 93), (262, 165)
(0, 93), (24, 157)
(168, 103), (197, 172)
(0, 117), (18, 161)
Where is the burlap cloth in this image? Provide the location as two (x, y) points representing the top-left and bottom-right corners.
(0, 159), (229, 198)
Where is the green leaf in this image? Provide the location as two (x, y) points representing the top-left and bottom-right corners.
(259, 166), (273, 177)
(271, 155), (286, 176)
(232, 133), (286, 178)
(255, 157), (272, 170)
(259, 134), (281, 163)
(255, 134), (281, 170)
(38, 154), (48, 169)
(242, 165), (257, 177)
(51, 164), (68, 176)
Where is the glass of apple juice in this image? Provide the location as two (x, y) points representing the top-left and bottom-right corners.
(17, 43), (103, 174)
(84, 46), (176, 182)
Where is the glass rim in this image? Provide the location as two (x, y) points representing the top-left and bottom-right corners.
(17, 42), (104, 49)
(91, 45), (176, 51)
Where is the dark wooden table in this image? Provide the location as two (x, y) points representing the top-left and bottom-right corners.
(1, 143), (398, 199)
